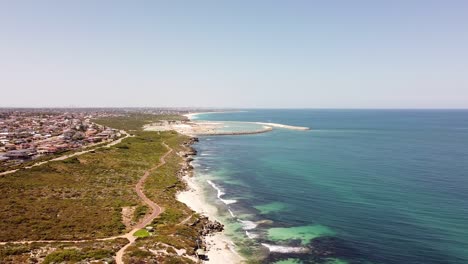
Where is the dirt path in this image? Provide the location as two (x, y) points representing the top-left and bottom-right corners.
(114, 142), (172, 264)
(0, 141), (174, 264)
(0, 130), (130, 176)
(177, 214), (194, 226)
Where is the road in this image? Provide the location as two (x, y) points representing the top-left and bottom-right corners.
(0, 130), (130, 176)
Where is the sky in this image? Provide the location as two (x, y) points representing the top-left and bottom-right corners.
(1, 0), (467, 108)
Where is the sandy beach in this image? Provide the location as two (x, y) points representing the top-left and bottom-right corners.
(144, 120), (273, 136)
(177, 175), (244, 264)
(144, 117), (308, 136)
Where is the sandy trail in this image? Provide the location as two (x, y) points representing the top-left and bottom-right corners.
(115, 142), (172, 264)
(0, 142), (174, 264)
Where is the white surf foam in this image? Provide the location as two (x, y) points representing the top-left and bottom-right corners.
(238, 220), (257, 230)
(261, 243), (309, 253)
(228, 209), (236, 217)
(254, 122), (310, 131)
(245, 231), (259, 239)
(207, 180), (237, 205)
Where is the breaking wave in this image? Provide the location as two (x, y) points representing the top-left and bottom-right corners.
(261, 243), (309, 253)
(239, 220), (257, 230)
(228, 209), (236, 217)
(245, 231), (259, 239)
(207, 180), (237, 205)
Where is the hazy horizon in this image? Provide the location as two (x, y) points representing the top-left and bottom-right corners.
(1, 1), (467, 108)
(1, 106), (468, 110)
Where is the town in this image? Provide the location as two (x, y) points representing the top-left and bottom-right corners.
(0, 110), (121, 169)
(0, 107), (214, 171)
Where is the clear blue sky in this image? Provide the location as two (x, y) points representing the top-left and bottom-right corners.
(1, 0), (467, 108)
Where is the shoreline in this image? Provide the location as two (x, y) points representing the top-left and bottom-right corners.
(180, 111), (244, 263)
(177, 173), (244, 263)
(173, 111), (310, 263)
(144, 119), (309, 136)
(184, 111), (310, 131)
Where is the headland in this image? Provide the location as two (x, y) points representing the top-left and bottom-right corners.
(144, 112), (310, 136)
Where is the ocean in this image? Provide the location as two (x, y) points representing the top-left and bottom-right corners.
(190, 109), (468, 264)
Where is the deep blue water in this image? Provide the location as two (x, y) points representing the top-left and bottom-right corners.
(192, 110), (468, 264)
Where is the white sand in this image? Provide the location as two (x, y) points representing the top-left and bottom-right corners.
(177, 175), (244, 264)
(145, 116), (309, 136)
(145, 121), (272, 136)
(144, 121), (224, 136)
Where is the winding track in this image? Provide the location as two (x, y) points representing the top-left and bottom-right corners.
(115, 142), (172, 264)
(0, 141), (174, 264)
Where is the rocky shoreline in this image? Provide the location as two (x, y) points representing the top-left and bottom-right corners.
(177, 136), (243, 263)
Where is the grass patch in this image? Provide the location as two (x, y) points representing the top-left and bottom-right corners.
(134, 229), (151, 238)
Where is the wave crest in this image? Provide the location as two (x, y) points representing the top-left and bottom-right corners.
(245, 231), (259, 239)
(261, 243), (309, 253)
(207, 180), (237, 205)
(239, 220), (257, 230)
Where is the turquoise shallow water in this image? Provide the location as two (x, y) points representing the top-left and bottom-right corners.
(192, 110), (468, 264)
(195, 120), (267, 133)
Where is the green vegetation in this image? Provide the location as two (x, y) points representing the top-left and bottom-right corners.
(0, 130), (177, 241)
(133, 204), (149, 222)
(125, 245), (196, 264)
(0, 239), (128, 263)
(0, 245), (30, 261)
(43, 249), (98, 264)
(62, 157), (80, 164)
(0, 113), (204, 263)
(93, 113), (187, 131)
(134, 229), (150, 238)
(128, 246), (153, 258)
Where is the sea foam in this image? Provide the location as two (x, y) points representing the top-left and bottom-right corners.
(261, 243), (309, 253)
(245, 231), (259, 239)
(228, 209), (236, 217)
(239, 220), (257, 230)
(207, 180), (237, 205)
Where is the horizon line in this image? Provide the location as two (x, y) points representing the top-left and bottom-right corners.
(1, 106), (468, 110)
